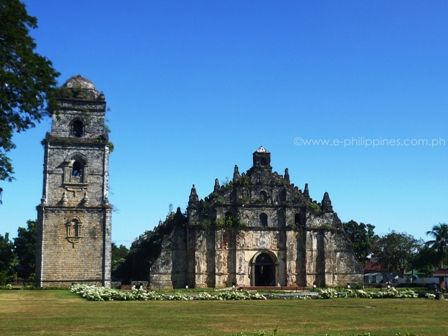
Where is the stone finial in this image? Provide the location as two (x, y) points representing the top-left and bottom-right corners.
(214, 178), (220, 192)
(233, 165), (240, 182)
(284, 168), (290, 183)
(189, 184), (199, 204)
(303, 183), (310, 198)
(61, 192), (68, 205)
(81, 191), (89, 206)
(174, 206), (187, 226)
(321, 192), (333, 213)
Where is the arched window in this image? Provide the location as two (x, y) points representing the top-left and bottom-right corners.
(295, 213), (305, 228)
(260, 213), (268, 227)
(66, 219), (81, 239)
(279, 189), (287, 202)
(73, 221), (80, 238)
(260, 191), (268, 202)
(70, 119), (84, 137)
(71, 160), (84, 182)
(63, 155), (87, 184)
(67, 156), (87, 184)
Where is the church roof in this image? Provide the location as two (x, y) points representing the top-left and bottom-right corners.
(432, 268), (448, 277)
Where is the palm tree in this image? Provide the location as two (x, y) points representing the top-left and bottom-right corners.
(426, 223), (448, 268)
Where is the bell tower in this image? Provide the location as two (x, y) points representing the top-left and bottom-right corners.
(36, 75), (112, 287)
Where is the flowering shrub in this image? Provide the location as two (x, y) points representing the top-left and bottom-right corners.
(317, 288), (338, 299)
(353, 289), (371, 299)
(424, 293), (436, 300)
(70, 284), (267, 301)
(316, 287), (419, 299)
(71, 284), (433, 302)
(369, 288), (418, 299)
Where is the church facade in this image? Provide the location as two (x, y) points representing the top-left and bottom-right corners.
(150, 147), (363, 288)
(36, 76), (112, 287)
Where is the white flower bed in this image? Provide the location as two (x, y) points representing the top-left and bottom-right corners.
(71, 284), (435, 302)
(425, 293), (436, 300)
(70, 284), (267, 301)
(316, 287), (419, 299)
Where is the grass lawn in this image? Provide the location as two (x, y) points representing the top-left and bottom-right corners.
(0, 290), (447, 336)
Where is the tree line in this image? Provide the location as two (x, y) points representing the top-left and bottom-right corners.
(343, 220), (448, 276)
(0, 220), (36, 284)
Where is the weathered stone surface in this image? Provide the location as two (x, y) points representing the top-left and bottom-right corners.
(36, 76), (112, 288)
(150, 147), (363, 288)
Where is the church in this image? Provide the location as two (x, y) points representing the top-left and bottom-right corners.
(150, 147), (363, 288)
(35, 75), (362, 288)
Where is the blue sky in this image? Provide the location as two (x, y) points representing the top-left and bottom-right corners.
(2, 0), (447, 246)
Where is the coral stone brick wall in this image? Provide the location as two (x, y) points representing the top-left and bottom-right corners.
(37, 210), (107, 286)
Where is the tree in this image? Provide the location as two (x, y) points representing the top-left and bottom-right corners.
(118, 225), (167, 282)
(426, 223), (448, 268)
(0, 0), (59, 181)
(118, 209), (187, 282)
(0, 232), (16, 285)
(412, 245), (439, 274)
(14, 220), (36, 282)
(343, 220), (378, 263)
(111, 243), (129, 279)
(373, 232), (419, 276)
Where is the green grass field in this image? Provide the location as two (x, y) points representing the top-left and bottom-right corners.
(0, 290), (447, 336)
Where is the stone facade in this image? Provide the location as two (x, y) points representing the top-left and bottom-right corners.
(36, 76), (112, 288)
(150, 147), (363, 288)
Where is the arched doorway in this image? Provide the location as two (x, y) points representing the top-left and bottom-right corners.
(252, 252), (277, 286)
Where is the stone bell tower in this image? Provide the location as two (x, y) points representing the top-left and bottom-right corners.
(36, 75), (112, 287)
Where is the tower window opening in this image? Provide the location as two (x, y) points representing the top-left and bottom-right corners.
(70, 119), (84, 137)
(260, 213), (268, 227)
(71, 160), (84, 182)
